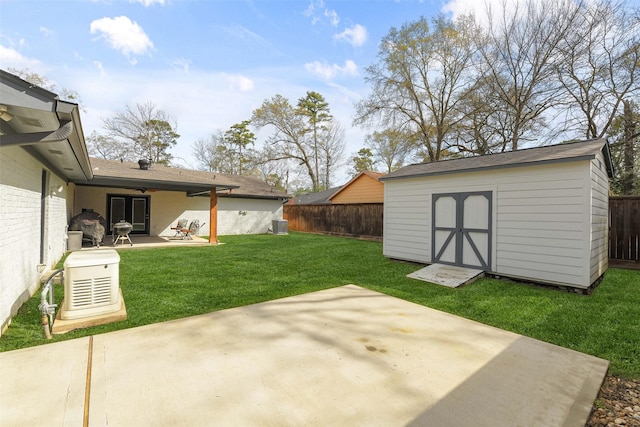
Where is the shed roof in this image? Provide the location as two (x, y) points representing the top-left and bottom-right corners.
(381, 139), (614, 181)
(85, 157), (289, 200)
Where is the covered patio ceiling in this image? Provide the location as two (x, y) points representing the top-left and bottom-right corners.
(0, 70), (92, 183)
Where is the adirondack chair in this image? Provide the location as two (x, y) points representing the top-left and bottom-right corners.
(171, 218), (188, 238)
(181, 220), (200, 240)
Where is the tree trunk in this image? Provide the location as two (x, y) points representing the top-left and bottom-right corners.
(622, 100), (636, 195)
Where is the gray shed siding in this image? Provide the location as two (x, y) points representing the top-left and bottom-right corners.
(384, 160), (599, 288)
(383, 179), (431, 263)
(589, 151), (609, 283)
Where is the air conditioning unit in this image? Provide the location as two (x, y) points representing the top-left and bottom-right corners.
(272, 219), (288, 235)
(61, 249), (121, 320)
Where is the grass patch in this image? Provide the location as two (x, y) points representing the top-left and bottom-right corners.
(1, 232), (638, 378)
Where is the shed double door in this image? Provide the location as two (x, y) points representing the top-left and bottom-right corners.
(432, 191), (492, 270)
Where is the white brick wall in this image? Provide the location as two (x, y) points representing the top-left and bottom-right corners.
(0, 147), (70, 334)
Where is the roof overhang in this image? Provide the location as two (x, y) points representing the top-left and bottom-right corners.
(0, 70), (93, 182)
(215, 191), (289, 200)
(78, 176), (239, 195)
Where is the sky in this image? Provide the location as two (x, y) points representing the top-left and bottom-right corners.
(1, 0), (487, 183)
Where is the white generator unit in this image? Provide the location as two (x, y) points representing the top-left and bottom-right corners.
(61, 249), (121, 320)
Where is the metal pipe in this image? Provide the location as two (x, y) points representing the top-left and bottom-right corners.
(41, 315), (51, 340)
(38, 269), (64, 340)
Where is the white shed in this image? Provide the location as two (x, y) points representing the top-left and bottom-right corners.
(381, 139), (614, 290)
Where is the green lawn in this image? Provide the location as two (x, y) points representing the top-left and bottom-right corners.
(1, 232), (638, 378)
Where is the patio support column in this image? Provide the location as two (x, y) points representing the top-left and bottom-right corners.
(209, 188), (218, 244)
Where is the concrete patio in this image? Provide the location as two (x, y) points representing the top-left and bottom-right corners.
(0, 285), (607, 426)
(81, 234), (214, 250)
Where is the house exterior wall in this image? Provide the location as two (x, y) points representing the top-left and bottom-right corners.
(0, 147), (70, 334)
(589, 152), (610, 284)
(217, 198), (284, 235)
(74, 186), (284, 237)
(384, 160), (597, 288)
(331, 175), (384, 204)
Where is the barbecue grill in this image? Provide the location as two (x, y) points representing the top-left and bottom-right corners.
(112, 221), (133, 246)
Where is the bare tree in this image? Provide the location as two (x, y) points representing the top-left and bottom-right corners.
(86, 131), (129, 160)
(252, 154), (293, 192)
(365, 129), (416, 173)
(555, 0), (640, 139)
(8, 67), (83, 105)
(354, 15), (482, 161)
(102, 101), (179, 165)
(252, 93), (343, 191)
(317, 121), (345, 189)
(193, 131), (229, 172)
(477, 0), (583, 150)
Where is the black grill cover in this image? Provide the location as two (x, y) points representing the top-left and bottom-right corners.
(69, 211), (107, 243)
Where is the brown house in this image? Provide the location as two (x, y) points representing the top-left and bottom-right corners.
(329, 171), (384, 204)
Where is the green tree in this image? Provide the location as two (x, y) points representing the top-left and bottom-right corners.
(297, 91), (332, 190)
(141, 119), (180, 166)
(351, 148), (376, 176)
(608, 100), (640, 195)
(223, 120), (256, 174)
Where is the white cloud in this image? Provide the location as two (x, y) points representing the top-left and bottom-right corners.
(303, 0), (320, 23)
(303, 0), (339, 27)
(225, 74), (254, 92)
(305, 59), (358, 80)
(130, 0), (166, 6)
(333, 24), (368, 47)
(90, 16), (154, 59)
(171, 58), (191, 73)
(324, 9), (339, 27)
(220, 24), (264, 44)
(93, 61), (106, 77)
(216, 24), (282, 57)
(0, 45), (41, 70)
(40, 27), (55, 37)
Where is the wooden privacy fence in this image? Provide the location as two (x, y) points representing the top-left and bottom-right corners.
(609, 196), (640, 266)
(284, 203), (383, 240)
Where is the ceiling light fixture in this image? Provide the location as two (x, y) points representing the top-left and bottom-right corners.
(0, 105), (14, 122)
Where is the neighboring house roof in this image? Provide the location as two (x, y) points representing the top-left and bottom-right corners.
(329, 171), (384, 203)
(381, 139), (614, 181)
(86, 157), (290, 200)
(0, 69), (92, 182)
(291, 186), (343, 205)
